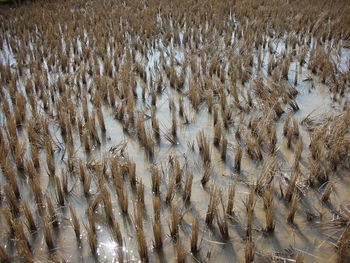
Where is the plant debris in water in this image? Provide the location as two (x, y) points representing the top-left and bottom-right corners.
(0, 0), (350, 262)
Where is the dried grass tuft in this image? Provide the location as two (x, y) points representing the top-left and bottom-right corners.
(287, 193), (298, 224)
(21, 201), (37, 233)
(206, 186), (218, 225)
(183, 172), (193, 203)
(226, 182), (236, 216)
(191, 217), (199, 253)
(151, 165), (161, 195)
(69, 204), (81, 240)
(197, 131), (211, 164)
(42, 215), (55, 251)
(169, 203), (181, 240)
(176, 238), (186, 263)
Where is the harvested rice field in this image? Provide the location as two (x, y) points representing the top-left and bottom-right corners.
(0, 0), (350, 262)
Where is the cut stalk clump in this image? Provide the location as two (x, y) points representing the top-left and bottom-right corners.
(221, 135), (227, 160)
(137, 179), (145, 207)
(183, 172), (193, 203)
(69, 204), (80, 240)
(176, 238), (185, 263)
(287, 193), (298, 224)
(246, 186), (255, 237)
(169, 203), (181, 240)
(190, 217), (199, 253)
(201, 164), (211, 186)
(42, 215), (55, 251)
(197, 131), (211, 164)
(136, 226), (148, 262)
(263, 184), (275, 233)
(151, 165), (161, 195)
(206, 186), (218, 225)
(47, 196), (59, 227)
(21, 201), (37, 233)
(321, 182), (333, 202)
(216, 210), (229, 240)
(152, 196), (162, 249)
(285, 170), (299, 202)
(166, 176), (176, 205)
(234, 146), (243, 172)
(54, 176), (65, 206)
(213, 121), (222, 146)
(226, 182), (236, 216)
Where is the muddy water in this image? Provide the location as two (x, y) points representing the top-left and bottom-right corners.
(0, 16), (350, 263)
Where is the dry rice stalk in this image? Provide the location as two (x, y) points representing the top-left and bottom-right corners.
(2, 206), (15, 235)
(166, 176), (176, 205)
(226, 182), (236, 216)
(285, 171), (299, 202)
(191, 217), (199, 253)
(151, 111), (160, 142)
(87, 208), (96, 234)
(173, 157), (182, 184)
(176, 238), (186, 263)
(13, 218), (31, 252)
(136, 227), (148, 262)
(42, 215), (55, 251)
(151, 165), (161, 195)
(13, 219), (33, 262)
(137, 179), (145, 207)
(216, 210), (229, 240)
(206, 186), (218, 225)
(69, 204), (81, 240)
(201, 164), (211, 186)
(97, 108), (106, 133)
(4, 184), (19, 216)
(116, 186), (128, 214)
(246, 134), (262, 160)
(245, 236), (255, 263)
(283, 114), (291, 137)
(246, 186), (255, 237)
(47, 196), (59, 227)
(169, 203), (181, 240)
(213, 107), (218, 126)
(152, 214), (162, 249)
(171, 111), (177, 139)
(213, 121), (222, 146)
(269, 124), (277, 154)
(45, 138), (55, 176)
(111, 215), (123, 245)
(336, 223), (350, 262)
(321, 182), (333, 202)
(29, 177), (44, 212)
(152, 197), (162, 247)
(179, 97), (184, 118)
(197, 131), (211, 164)
(86, 223), (97, 256)
(287, 193), (298, 224)
(294, 137), (303, 170)
(295, 253), (304, 263)
(221, 135), (227, 160)
(101, 186), (114, 223)
(286, 125), (293, 148)
(128, 161), (137, 187)
(263, 184), (275, 233)
(183, 172), (193, 203)
(234, 146), (243, 172)
(54, 176), (65, 206)
(21, 201), (37, 233)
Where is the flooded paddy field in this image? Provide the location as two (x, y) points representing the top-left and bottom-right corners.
(0, 0), (350, 262)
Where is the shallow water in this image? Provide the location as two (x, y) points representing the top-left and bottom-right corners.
(0, 3), (350, 263)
